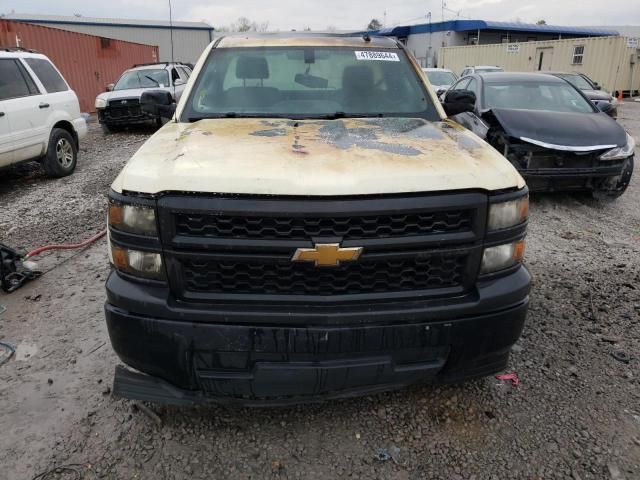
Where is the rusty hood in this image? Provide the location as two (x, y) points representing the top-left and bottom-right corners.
(112, 117), (525, 195)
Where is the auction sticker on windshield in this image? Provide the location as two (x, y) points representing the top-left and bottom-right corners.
(355, 51), (400, 61)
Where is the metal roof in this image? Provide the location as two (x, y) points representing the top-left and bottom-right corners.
(1, 13), (213, 31)
(374, 20), (618, 37)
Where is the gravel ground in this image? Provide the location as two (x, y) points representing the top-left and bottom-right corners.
(0, 107), (639, 480)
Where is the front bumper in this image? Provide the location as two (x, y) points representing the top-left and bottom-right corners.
(518, 156), (632, 192)
(72, 117), (88, 141)
(105, 265), (531, 406)
(97, 107), (154, 126)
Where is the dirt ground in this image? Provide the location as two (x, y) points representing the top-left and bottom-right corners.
(0, 105), (639, 480)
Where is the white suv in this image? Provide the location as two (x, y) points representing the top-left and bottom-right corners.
(0, 48), (87, 177)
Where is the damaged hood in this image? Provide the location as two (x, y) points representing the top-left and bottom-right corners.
(112, 117), (524, 196)
(491, 108), (626, 150)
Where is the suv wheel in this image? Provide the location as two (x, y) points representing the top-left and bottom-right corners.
(43, 128), (77, 177)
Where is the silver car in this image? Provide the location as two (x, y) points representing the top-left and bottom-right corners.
(95, 62), (192, 132)
(422, 68), (458, 96)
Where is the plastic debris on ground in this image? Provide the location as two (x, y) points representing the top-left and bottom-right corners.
(373, 445), (405, 465)
(496, 373), (520, 386)
(611, 350), (631, 364)
(0, 341), (15, 367)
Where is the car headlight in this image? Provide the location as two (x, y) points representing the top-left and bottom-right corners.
(110, 244), (165, 280)
(487, 193), (529, 231)
(95, 97), (107, 109)
(481, 240), (526, 274)
(108, 201), (157, 236)
(600, 133), (635, 161)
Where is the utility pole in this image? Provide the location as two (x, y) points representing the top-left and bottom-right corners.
(383, 11), (387, 27)
(427, 12), (432, 68)
(442, 0), (446, 23)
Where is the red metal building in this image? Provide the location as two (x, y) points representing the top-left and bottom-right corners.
(0, 20), (159, 112)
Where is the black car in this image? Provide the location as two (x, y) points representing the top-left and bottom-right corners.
(442, 72), (634, 197)
(546, 72), (618, 118)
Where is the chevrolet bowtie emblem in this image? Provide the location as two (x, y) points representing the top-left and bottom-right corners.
(292, 243), (363, 267)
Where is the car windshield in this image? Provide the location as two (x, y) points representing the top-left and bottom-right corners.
(425, 71), (457, 86)
(484, 80), (595, 113)
(558, 74), (593, 90)
(114, 69), (169, 90)
(183, 46), (436, 120)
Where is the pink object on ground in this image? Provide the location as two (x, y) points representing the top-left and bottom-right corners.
(496, 373), (520, 386)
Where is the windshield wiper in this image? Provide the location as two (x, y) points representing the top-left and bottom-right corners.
(310, 112), (385, 120)
(187, 113), (289, 122)
(185, 112), (385, 122)
(144, 75), (160, 86)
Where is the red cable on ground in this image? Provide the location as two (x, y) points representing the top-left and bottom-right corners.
(23, 229), (107, 260)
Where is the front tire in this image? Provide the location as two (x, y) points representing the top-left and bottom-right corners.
(43, 128), (77, 178)
(592, 157), (634, 200)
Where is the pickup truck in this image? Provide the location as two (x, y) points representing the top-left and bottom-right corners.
(105, 33), (531, 406)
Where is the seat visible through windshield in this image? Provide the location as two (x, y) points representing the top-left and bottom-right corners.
(185, 47), (435, 119)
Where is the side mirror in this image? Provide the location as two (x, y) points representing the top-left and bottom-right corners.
(594, 83), (602, 90)
(106, 83), (114, 92)
(596, 101), (613, 114)
(442, 89), (476, 117)
(141, 90), (176, 119)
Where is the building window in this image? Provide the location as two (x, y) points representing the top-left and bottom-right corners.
(572, 45), (585, 64)
(468, 35), (479, 45)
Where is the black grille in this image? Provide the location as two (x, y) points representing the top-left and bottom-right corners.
(106, 99), (142, 119)
(181, 254), (467, 296)
(175, 210), (472, 240)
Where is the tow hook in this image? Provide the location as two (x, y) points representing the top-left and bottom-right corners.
(0, 243), (41, 293)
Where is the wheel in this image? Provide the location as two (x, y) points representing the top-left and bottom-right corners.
(592, 157), (634, 200)
(43, 128), (77, 177)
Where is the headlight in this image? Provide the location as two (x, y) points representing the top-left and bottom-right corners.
(600, 133), (635, 161)
(487, 194), (529, 231)
(108, 201), (157, 236)
(481, 240), (526, 274)
(110, 244), (165, 280)
(95, 97), (107, 109)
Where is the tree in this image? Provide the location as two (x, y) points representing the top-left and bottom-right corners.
(367, 18), (382, 31)
(218, 17), (269, 32)
(237, 17), (252, 32)
(536, 19), (547, 25)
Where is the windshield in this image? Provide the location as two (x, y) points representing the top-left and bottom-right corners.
(114, 69), (169, 91)
(183, 47), (436, 120)
(557, 74), (592, 90)
(484, 81), (595, 113)
(425, 70), (457, 86)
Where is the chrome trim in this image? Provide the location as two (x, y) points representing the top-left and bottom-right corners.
(519, 137), (616, 152)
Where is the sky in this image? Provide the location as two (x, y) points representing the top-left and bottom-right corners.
(1, 0), (639, 31)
